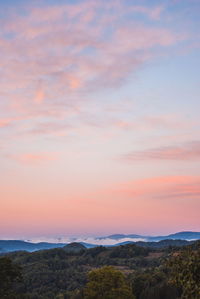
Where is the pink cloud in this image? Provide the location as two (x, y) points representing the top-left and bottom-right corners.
(0, 118), (12, 128)
(113, 176), (200, 200)
(34, 81), (45, 104)
(0, 2), (182, 108)
(30, 122), (71, 136)
(8, 152), (59, 164)
(0, 1), (186, 145)
(113, 114), (188, 131)
(122, 141), (200, 161)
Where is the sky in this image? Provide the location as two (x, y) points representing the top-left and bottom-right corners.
(0, 0), (200, 239)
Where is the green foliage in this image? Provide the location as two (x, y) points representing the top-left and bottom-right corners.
(83, 266), (135, 299)
(2, 240), (199, 298)
(84, 246), (107, 258)
(129, 269), (180, 299)
(0, 257), (22, 298)
(167, 242), (200, 299)
(109, 244), (149, 258)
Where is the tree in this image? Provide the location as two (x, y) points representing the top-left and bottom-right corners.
(0, 257), (22, 298)
(129, 270), (180, 299)
(83, 266), (135, 299)
(167, 244), (200, 299)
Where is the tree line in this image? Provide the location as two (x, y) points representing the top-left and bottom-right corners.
(0, 241), (199, 298)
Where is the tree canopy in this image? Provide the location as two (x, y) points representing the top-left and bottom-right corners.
(168, 242), (200, 299)
(83, 266), (135, 299)
(0, 257), (22, 298)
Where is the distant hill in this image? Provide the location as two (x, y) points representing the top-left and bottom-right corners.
(0, 240), (66, 253)
(99, 231), (200, 242)
(162, 231), (200, 240)
(0, 231), (199, 253)
(147, 231), (200, 241)
(109, 239), (193, 248)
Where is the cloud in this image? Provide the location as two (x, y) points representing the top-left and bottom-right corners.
(30, 122), (71, 136)
(122, 141), (200, 161)
(0, 1), (182, 119)
(27, 236), (146, 245)
(0, 119), (12, 128)
(131, 5), (164, 20)
(8, 152), (59, 164)
(114, 176), (200, 201)
(112, 114), (189, 132)
(34, 81), (45, 104)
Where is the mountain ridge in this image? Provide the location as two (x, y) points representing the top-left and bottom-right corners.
(0, 231), (199, 253)
(99, 231), (200, 241)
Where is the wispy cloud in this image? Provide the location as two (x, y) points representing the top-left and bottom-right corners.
(0, 1), (183, 122)
(29, 122), (71, 136)
(8, 152), (59, 164)
(0, 118), (12, 128)
(114, 176), (200, 201)
(122, 141), (200, 161)
(131, 5), (164, 20)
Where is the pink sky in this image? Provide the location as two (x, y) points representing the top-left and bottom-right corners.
(0, 0), (200, 238)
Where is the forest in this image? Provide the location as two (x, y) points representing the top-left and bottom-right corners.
(0, 240), (199, 299)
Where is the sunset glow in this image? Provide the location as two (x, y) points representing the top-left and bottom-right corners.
(1, 0), (200, 238)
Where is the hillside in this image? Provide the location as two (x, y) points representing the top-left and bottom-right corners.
(63, 242), (86, 252)
(2, 240), (199, 299)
